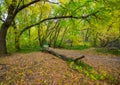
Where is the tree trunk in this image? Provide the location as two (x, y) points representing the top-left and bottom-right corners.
(0, 25), (13, 54)
(84, 28), (89, 42)
(93, 33), (98, 47)
(0, 26), (8, 54)
(0, 11), (17, 55)
(12, 21), (20, 50)
(45, 48), (85, 61)
(0, 15), (15, 54)
(0, 0), (17, 55)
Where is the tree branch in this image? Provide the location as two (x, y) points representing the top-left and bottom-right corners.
(16, 0), (44, 13)
(19, 16), (76, 36)
(19, 11), (99, 36)
(0, 18), (5, 22)
(47, 0), (59, 4)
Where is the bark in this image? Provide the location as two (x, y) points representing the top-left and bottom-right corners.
(0, 0), (17, 54)
(74, 55), (85, 61)
(0, 12), (16, 54)
(45, 49), (69, 61)
(0, 25), (8, 54)
(45, 48), (85, 61)
(12, 21), (20, 50)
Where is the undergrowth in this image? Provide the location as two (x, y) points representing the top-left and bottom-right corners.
(62, 45), (90, 50)
(95, 48), (120, 55)
(67, 59), (116, 83)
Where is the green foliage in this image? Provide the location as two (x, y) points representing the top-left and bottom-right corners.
(67, 59), (116, 82)
(0, 0), (119, 84)
(1, 0), (119, 54)
(95, 48), (120, 55)
(62, 45), (90, 50)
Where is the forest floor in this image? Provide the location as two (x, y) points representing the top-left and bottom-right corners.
(0, 48), (120, 85)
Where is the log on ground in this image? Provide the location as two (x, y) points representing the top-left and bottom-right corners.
(45, 48), (85, 61)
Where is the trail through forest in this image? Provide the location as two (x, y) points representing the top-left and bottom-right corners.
(50, 48), (120, 76)
(0, 48), (120, 84)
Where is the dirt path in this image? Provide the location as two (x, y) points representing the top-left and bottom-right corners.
(50, 48), (120, 78)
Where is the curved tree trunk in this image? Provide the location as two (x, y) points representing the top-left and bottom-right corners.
(0, 17), (15, 54)
(0, 0), (17, 55)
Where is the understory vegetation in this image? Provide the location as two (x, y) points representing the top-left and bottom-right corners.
(67, 59), (116, 83)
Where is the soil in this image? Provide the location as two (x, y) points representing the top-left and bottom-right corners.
(0, 48), (120, 85)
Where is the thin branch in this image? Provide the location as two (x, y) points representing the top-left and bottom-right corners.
(15, 0), (23, 11)
(15, 0), (60, 13)
(16, 0), (44, 13)
(0, 17), (5, 22)
(48, 0), (59, 4)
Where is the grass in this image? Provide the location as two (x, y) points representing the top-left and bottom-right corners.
(95, 48), (120, 55)
(62, 45), (90, 50)
(7, 45), (42, 54)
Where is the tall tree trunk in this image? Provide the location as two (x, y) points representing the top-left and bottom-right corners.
(0, 14), (16, 54)
(38, 26), (41, 47)
(0, 0), (17, 55)
(0, 24), (8, 54)
(84, 28), (89, 42)
(12, 21), (20, 50)
(93, 33), (98, 47)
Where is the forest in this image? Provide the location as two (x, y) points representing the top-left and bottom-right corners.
(0, 0), (120, 84)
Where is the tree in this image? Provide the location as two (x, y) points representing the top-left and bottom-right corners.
(0, 0), (46, 54)
(0, 0), (114, 55)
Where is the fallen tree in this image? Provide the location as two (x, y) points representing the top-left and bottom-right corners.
(44, 48), (85, 61)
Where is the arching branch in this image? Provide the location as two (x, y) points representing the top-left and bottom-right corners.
(19, 11), (99, 36)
